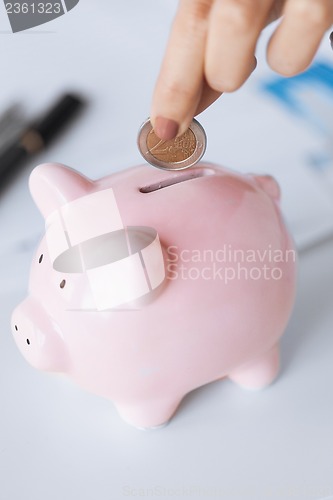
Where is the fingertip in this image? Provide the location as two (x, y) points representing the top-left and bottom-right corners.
(267, 57), (307, 78)
(153, 117), (179, 141)
(267, 35), (313, 77)
(205, 55), (257, 94)
(267, 3), (333, 78)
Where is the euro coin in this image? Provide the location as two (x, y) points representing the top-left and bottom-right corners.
(137, 118), (206, 170)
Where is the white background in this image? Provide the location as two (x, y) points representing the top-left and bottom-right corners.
(0, 2), (332, 499)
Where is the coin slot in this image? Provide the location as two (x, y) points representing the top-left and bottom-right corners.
(139, 167), (215, 193)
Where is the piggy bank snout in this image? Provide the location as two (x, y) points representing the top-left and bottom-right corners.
(11, 299), (68, 373)
(12, 307), (34, 350)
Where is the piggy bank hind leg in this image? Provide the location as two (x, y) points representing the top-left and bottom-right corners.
(114, 396), (183, 429)
(228, 344), (280, 390)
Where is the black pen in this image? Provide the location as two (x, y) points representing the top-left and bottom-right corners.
(0, 93), (84, 183)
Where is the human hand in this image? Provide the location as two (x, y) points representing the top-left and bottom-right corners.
(150, 0), (333, 140)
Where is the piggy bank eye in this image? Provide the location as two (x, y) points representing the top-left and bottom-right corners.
(38, 254), (44, 264)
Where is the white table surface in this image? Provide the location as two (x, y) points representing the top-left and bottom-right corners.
(0, 2), (332, 500)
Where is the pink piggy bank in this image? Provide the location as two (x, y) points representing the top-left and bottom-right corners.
(12, 162), (296, 428)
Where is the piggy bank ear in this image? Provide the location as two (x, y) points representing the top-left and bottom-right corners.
(29, 163), (93, 219)
(254, 175), (281, 202)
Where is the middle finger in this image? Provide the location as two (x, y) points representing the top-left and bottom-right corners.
(205, 0), (275, 92)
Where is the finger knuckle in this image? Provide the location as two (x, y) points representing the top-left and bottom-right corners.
(179, 0), (212, 31)
(188, 0), (212, 21)
(218, 0), (257, 31)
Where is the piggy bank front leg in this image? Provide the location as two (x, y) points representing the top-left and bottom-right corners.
(228, 344), (280, 390)
(114, 395), (184, 429)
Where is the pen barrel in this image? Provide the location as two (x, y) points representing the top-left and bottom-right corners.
(34, 94), (83, 145)
(0, 145), (27, 180)
(0, 93), (84, 188)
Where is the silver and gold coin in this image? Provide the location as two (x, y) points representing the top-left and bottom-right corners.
(137, 118), (206, 171)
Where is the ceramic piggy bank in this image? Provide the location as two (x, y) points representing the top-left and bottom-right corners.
(12, 162), (296, 428)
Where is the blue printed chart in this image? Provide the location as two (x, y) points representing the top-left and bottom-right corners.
(262, 61), (333, 249)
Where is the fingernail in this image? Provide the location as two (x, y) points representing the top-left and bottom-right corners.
(154, 117), (179, 141)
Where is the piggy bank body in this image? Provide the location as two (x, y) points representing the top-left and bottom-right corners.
(12, 162), (296, 428)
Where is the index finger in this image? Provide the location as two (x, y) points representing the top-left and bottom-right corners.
(150, 0), (213, 140)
